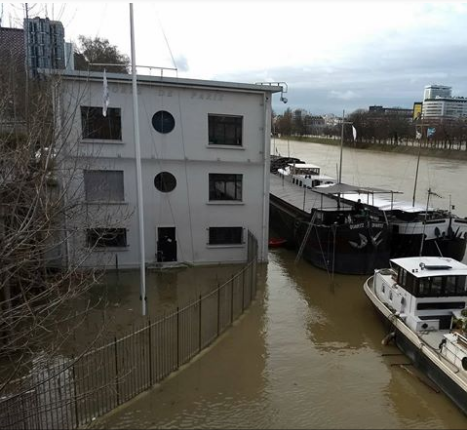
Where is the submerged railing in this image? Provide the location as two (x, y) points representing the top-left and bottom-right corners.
(0, 232), (259, 429)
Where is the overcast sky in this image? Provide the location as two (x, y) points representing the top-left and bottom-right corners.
(3, 1), (467, 115)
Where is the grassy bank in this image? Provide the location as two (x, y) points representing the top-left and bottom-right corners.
(280, 135), (467, 161)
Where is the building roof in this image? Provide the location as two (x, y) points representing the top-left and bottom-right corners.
(289, 163), (321, 169)
(40, 68), (284, 94)
(390, 256), (467, 278)
(313, 183), (395, 195)
(270, 173), (355, 213)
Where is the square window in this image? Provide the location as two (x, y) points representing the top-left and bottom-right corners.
(208, 227), (243, 245)
(81, 106), (122, 140)
(84, 170), (124, 202)
(209, 174), (242, 201)
(208, 114), (243, 146)
(87, 228), (127, 248)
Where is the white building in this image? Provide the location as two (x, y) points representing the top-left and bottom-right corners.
(423, 84), (452, 101)
(54, 70), (282, 269)
(422, 84), (467, 119)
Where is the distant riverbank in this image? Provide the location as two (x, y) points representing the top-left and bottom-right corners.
(277, 136), (467, 161)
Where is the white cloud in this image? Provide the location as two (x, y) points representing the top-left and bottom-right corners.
(328, 90), (361, 101)
(4, 1), (467, 114)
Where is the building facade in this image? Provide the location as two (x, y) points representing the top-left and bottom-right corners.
(55, 70), (281, 268)
(0, 27), (27, 127)
(422, 84), (467, 120)
(368, 105), (413, 118)
(423, 84), (452, 101)
(24, 17), (66, 76)
(0, 27), (25, 72)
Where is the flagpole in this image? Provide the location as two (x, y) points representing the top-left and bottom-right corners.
(412, 116), (425, 207)
(419, 188), (432, 255)
(338, 109), (344, 183)
(412, 141), (421, 207)
(130, 3), (147, 316)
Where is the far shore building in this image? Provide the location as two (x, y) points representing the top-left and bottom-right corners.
(421, 84), (467, 120)
(368, 105), (413, 118)
(49, 70), (282, 269)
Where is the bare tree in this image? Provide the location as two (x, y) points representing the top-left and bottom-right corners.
(0, 60), (132, 392)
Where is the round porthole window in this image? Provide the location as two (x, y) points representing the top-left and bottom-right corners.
(152, 110), (175, 134)
(154, 172), (177, 193)
(462, 357), (467, 371)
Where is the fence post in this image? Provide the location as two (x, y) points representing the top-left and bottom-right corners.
(217, 283), (221, 336)
(71, 357), (80, 427)
(148, 319), (153, 387)
(252, 259), (256, 299)
(230, 277), (234, 325)
(114, 337), (120, 405)
(176, 307), (180, 368)
(242, 270), (245, 313)
(198, 295), (202, 352)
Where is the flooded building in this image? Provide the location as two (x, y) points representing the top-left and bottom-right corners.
(53, 70), (281, 268)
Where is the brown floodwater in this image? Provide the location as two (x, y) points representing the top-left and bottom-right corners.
(275, 138), (467, 217)
(93, 248), (466, 429)
(91, 142), (467, 428)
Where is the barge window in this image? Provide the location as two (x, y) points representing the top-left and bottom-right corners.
(431, 277), (443, 295)
(445, 276), (457, 295)
(456, 276), (467, 294)
(417, 302), (466, 310)
(415, 275), (467, 297)
(418, 278), (431, 296)
(397, 268), (418, 295)
(404, 273), (416, 294)
(398, 268), (407, 287)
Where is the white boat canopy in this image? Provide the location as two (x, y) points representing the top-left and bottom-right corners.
(390, 256), (467, 278)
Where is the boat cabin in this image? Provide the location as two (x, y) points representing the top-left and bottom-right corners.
(288, 163), (321, 176)
(374, 256), (467, 333)
(278, 163), (335, 188)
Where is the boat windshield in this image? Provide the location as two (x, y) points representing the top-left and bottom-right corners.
(407, 274), (467, 297)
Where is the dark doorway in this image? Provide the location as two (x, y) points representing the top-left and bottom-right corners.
(157, 227), (177, 262)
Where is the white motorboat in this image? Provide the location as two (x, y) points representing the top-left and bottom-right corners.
(364, 256), (467, 415)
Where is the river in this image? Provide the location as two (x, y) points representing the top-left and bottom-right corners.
(274, 138), (467, 218)
(93, 141), (467, 429)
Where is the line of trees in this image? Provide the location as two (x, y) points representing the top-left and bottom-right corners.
(274, 107), (467, 150)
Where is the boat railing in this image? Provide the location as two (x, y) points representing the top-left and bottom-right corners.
(456, 332), (467, 349)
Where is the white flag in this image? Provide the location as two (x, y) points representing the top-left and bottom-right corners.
(352, 125), (357, 141)
(102, 69), (109, 117)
